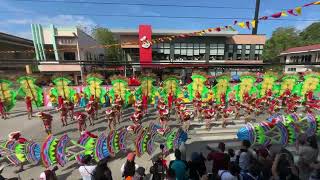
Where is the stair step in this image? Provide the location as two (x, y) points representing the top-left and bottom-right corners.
(190, 128), (239, 135)
(186, 135), (237, 144)
(192, 124), (245, 131)
(190, 120), (246, 125)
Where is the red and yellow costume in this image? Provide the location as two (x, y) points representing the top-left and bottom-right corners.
(0, 98), (7, 119)
(37, 112), (53, 134)
(105, 107), (116, 130)
(203, 107), (215, 130)
(74, 112), (87, 132)
(56, 101), (68, 126)
(85, 101), (95, 126)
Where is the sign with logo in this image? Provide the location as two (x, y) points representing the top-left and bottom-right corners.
(139, 25), (152, 64)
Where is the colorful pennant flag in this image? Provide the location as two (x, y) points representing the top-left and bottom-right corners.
(313, 1), (320, 5)
(251, 20), (256, 28)
(287, 9), (298, 16)
(295, 7), (302, 15)
(281, 11), (288, 17)
(233, 20), (238, 25)
(271, 12), (282, 18)
(246, 22), (251, 29)
(237, 22), (246, 28)
(216, 27), (221, 32)
(259, 16), (268, 20)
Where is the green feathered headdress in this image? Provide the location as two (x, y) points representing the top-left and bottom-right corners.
(17, 76), (43, 107)
(0, 79), (17, 111)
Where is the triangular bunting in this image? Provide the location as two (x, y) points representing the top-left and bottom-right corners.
(303, 2), (315, 7)
(313, 1), (320, 5)
(287, 9), (298, 16)
(237, 22), (246, 28)
(251, 20), (256, 28)
(216, 27), (221, 32)
(271, 12), (282, 18)
(233, 20), (238, 25)
(246, 21), (251, 29)
(295, 7), (302, 15)
(281, 11), (288, 17)
(259, 16), (268, 20)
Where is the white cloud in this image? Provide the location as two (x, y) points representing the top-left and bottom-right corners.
(3, 15), (96, 28)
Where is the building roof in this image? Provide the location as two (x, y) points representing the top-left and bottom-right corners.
(0, 32), (33, 47)
(111, 28), (239, 36)
(281, 44), (320, 55)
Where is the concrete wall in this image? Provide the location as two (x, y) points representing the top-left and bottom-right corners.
(77, 29), (105, 61)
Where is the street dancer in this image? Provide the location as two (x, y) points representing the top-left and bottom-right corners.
(74, 111), (87, 134)
(25, 96), (33, 120)
(36, 112), (53, 135)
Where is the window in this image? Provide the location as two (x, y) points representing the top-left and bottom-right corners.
(288, 68), (296, 72)
(244, 45), (251, 60)
(236, 45), (242, 60)
(63, 52), (76, 60)
(209, 43), (225, 60)
(152, 43), (170, 60)
(174, 43), (206, 61)
(254, 45), (263, 60)
(227, 45), (234, 60)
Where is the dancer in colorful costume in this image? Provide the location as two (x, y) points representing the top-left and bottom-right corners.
(67, 101), (74, 121)
(203, 105), (215, 130)
(84, 73), (107, 105)
(17, 76), (43, 118)
(25, 96), (33, 120)
(0, 79), (17, 119)
(105, 107), (116, 130)
(193, 92), (202, 121)
(6, 131), (28, 172)
(0, 98), (7, 119)
(50, 76), (76, 103)
(36, 112), (53, 135)
(56, 101), (68, 126)
(158, 102), (169, 129)
(108, 75), (131, 106)
(74, 112), (87, 133)
(85, 99), (95, 126)
(113, 94), (123, 124)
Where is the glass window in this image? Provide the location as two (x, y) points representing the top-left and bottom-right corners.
(254, 44), (264, 60)
(244, 45), (251, 60)
(174, 43), (206, 61)
(236, 45), (242, 60)
(209, 43), (225, 61)
(227, 44), (234, 60)
(152, 43), (170, 60)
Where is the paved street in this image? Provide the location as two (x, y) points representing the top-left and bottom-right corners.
(0, 101), (299, 179)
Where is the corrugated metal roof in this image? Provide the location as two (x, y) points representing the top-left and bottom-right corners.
(281, 44), (320, 55)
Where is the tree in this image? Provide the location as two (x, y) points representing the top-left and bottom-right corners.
(262, 27), (302, 63)
(300, 22), (320, 45)
(91, 27), (121, 62)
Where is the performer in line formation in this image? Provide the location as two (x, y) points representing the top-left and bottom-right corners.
(85, 99), (95, 126)
(73, 111), (87, 134)
(0, 98), (7, 119)
(114, 94), (123, 124)
(67, 101), (74, 121)
(25, 96), (33, 120)
(37, 112), (53, 135)
(56, 100), (68, 126)
(105, 107), (116, 130)
(7, 131), (28, 172)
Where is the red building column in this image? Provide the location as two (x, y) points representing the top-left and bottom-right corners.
(139, 25), (152, 66)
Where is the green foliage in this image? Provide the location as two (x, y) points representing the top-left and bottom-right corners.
(91, 26), (121, 61)
(300, 22), (320, 45)
(262, 27), (301, 62)
(263, 22), (320, 63)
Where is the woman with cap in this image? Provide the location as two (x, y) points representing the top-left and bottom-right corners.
(121, 152), (139, 180)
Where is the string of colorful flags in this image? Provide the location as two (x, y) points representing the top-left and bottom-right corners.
(0, 0), (319, 54)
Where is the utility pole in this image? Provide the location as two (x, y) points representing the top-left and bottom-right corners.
(252, 0), (261, 35)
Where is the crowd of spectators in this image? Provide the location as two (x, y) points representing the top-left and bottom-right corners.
(31, 134), (319, 180)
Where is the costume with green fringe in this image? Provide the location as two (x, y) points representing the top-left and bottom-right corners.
(51, 76), (76, 102)
(187, 71), (208, 101)
(84, 73), (107, 104)
(109, 75), (131, 105)
(212, 74), (231, 104)
(233, 73), (258, 102)
(17, 76), (43, 107)
(256, 73), (280, 98)
(0, 79), (16, 111)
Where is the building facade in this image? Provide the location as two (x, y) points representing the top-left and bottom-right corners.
(280, 44), (320, 73)
(31, 24), (105, 84)
(112, 25), (266, 77)
(0, 32), (34, 74)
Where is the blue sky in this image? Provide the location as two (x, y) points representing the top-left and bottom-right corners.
(0, 0), (319, 39)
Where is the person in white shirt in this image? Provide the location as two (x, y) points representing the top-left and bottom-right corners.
(218, 162), (240, 180)
(78, 155), (96, 180)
